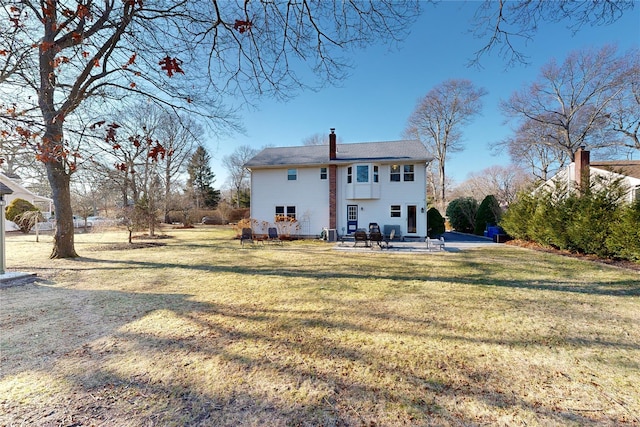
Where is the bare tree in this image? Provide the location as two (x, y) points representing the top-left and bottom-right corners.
(223, 145), (259, 209)
(451, 164), (532, 208)
(606, 48), (640, 151)
(469, 1), (636, 68)
(155, 113), (200, 223)
(501, 45), (633, 162)
(301, 133), (345, 146)
(495, 119), (571, 181)
(404, 79), (487, 211)
(0, 0), (420, 258)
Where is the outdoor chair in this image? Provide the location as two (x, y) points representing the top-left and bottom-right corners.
(369, 231), (383, 248)
(383, 225), (402, 241)
(354, 230), (369, 247)
(382, 229), (396, 249)
(240, 228), (255, 247)
(267, 227), (282, 245)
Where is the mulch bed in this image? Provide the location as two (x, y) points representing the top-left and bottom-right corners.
(94, 234), (172, 251)
(506, 239), (640, 273)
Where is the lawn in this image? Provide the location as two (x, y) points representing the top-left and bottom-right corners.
(1, 227), (639, 426)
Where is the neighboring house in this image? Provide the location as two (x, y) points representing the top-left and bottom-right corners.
(244, 129), (433, 239)
(0, 172), (53, 231)
(539, 147), (640, 202)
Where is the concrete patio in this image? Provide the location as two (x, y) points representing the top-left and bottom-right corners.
(333, 231), (497, 253)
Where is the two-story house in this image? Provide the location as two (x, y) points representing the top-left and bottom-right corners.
(244, 129), (433, 239)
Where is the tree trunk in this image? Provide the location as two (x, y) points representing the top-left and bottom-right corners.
(46, 159), (78, 258)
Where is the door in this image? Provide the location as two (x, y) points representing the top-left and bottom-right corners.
(407, 205), (417, 234)
(347, 204), (358, 233)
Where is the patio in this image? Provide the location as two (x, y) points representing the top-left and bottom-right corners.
(333, 231), (496, 253)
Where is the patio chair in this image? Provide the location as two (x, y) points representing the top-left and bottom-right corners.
(382, 229), (396, 249)
(267, 227), (282, 245)
(354, 230), (369, 247)
(369, 230), (383, 248)
(240, 228), (254, 247)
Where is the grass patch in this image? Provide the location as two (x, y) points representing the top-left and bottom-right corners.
(2, 226), (639, 426)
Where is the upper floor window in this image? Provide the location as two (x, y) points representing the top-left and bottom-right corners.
(320, 167), (327, 180)
(347, 166), (352, 184)
(287, 169), (297, 181)
(357, 165), (369, 183)
(373, 166), (379, 183)
(404, 165), (415, 181)
(390, 165), (401, 182)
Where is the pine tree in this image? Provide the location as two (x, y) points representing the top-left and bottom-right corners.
(187, 146), (220, 209)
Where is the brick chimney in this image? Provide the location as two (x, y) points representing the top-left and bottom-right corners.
(329, 129), (337, 229)
(329, 128), (336, 160)
(574, 146), (590, 191)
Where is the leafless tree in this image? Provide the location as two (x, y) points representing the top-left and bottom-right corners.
(301, 132), (344, 146)
(501, 45), (633, 162)
(494, 119), (570, 181)
(606, 48), (640, 151)
(223, 145), (259, 209)
(451, 164), (532, 208)
(404, 79), (487, 211)
(0, 0), (420, 258)
(469, 1), (636, 68)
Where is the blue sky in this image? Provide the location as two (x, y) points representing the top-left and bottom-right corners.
(208, 1), (640, 189)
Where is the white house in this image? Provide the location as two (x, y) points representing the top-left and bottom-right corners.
(244, 129), (433, 239)
(0, 172), (53, 231)
(540, 147), (640, 202)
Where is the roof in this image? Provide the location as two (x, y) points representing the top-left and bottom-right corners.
(0, 182), (13, 195)
(591, 160), (640, 180)
(244, 140), (432, 168)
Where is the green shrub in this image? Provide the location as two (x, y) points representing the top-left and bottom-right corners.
(446, 197), (478, 233)
(474, 195), (501, 236)
(606, 199), (640, 261)
(426, 207), (445, 238)
(501, 175), (638, 262)
(5, 198), (42, 233)
(500, 191), (537, 240)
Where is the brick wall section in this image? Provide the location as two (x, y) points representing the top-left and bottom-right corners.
(329, 129), (337, 229)
(329, 164), (337, 229)
(574, 147), (590, 191)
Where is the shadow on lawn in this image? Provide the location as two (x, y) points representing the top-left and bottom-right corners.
(2, 279), (635, 426)
(47, 251), (640, 297)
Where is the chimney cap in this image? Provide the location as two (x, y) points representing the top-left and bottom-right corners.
(330, 128), (335, 134)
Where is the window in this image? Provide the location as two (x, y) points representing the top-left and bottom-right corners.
(348, 205), (358, 221)
(347, 166), (352, 184)
(390, 205), (401, 217)
(275, 205), (296, 221)
(373, 165), (379, 183)
(404, 164), (414, 181)
(320, 167), (327, 180)
(287, 169), (297, 180)
(286, 206), (296, 220)
(357, 165), (369, 183)
(390, 165), (401, 182)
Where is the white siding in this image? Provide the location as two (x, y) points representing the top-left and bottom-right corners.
(335, 163), (427, 237)
(250, 167), (329, 237)
(250, 162), (428, 238)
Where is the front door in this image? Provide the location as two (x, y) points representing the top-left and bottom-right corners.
(347, 204), (358, 233)
(407, 205), (417, 234)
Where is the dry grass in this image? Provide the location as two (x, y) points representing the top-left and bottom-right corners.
(1, 226), (639, 426)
